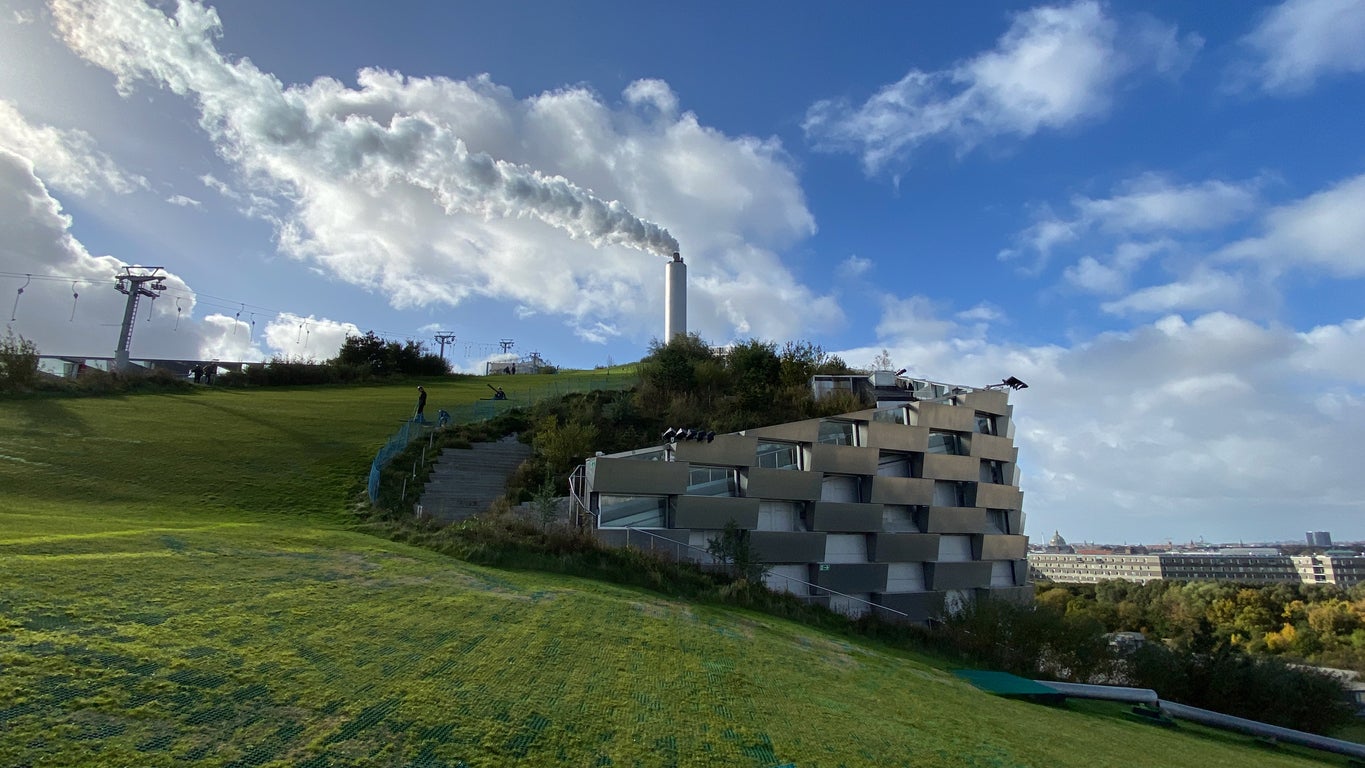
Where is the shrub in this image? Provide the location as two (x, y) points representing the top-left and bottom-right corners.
(1123, 644), (1351, 734)
(0, 328), (40, 391)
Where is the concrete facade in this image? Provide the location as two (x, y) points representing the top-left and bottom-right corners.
(582, 383), (1030, 623)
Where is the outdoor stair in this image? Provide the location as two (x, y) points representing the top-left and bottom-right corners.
(418, 437), (532, 525)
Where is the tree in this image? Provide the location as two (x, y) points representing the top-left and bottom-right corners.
(0, 328), (39, 391)
(707, 520), (766, 582)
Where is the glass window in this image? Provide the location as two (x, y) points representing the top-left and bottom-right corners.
(873, 407), (907, 424)
(621, 447), (668, 462)
(817, 419), (857, 446)
(932, 481), (968, 507)
(756, 441), (800, 470)
(757, 501), (803, 532)
(877, 452), (911, 478)
(979, 460), (1005, 484)
(820, 474), (863, 502)
(927, 430), (965, 455)
(975, 413), (998, 436)
(598, 495), (669, 528)
(882, 505), (920, 533)
(687, 466), (737, 497)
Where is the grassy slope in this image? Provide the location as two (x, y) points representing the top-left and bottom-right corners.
(0, 377), (1349, 767)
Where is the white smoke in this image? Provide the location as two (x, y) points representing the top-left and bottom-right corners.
(49, 0), (678, 259)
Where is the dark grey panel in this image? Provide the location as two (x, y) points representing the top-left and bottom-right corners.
(977, 534), (1027, 561)
(869, 476), (933, 505)
(975, 483), (1023, 510)
(811, 502), (883, 532)
(912, 402), (975, 431)
(744, 467), (823, 500)
(751, 531), (827, 563)
(744, 420), (819, 443)
(1013, 560), (1029, 585)
(586, 457), (688, 495)
(674, 496), (759, 529)
(922, 454), (979, 482)
(871, 533), (940, 562)
(925, 561), (993, 590)
(925, 507), (993, 534)
(813, 563), (888, 594)
(674, 434), (759, 467)
(958, 389), (1009, 416)
(1006, 510), (1023, 536)
(865, 422), (928, 452)
(970, 433), (1018, 463)
(809, 444), (878, 475)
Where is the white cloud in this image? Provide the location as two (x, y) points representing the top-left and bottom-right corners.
(803, 2), (1201, 172)
(50, 0), (835, 345)
(1221, 173), (1365, 276)
(838, 254), (872, 278)
(1073, 174), (1260, 234)
(1099, 268), (1244, 315)
(0, 147), (352, 363)
(842, 299), (1365, 542)
(1240, 0), (1365, 93)
(1009, 174), (1260, 268)
(0, 99), (147, 195)
(166, 193), (201, 208)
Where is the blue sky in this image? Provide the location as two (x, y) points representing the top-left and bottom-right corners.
(3, 0), (1364, 544)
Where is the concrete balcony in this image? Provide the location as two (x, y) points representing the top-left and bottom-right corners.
(922, 454), (979, 482)
(970, 433), (1018, 463)
(870, 533), (940, 563)
(974, 482), (1022, 511)
(865, 421), (928, 452)
(673, 434), (758, 467)
(813, 563), (888, 594)
(977, 534), (1027, 561)
(750, 531), (827, 563)
(926, 561), (993, 591)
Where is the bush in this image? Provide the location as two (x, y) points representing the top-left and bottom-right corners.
(1123, 644), (1352, 734)
(0, 328), (40, 391)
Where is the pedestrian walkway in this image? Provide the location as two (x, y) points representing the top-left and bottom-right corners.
(418, 436), (532, 525)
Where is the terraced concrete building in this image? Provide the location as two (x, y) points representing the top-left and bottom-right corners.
(581, 380), (1030, 623)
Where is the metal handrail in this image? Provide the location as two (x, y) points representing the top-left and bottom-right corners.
(568, 464), (590, 527)
(619, 526), (907, 619)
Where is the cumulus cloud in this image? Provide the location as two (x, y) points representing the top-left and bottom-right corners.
(1239, 0), (1365, 93)
(1220, 173), (1365, 277)
(0, 147), (348, 363)
(50, 0), (835, 344)
(1099, 268), (1245, 315)
(803, 2), (1201, 172)
(840, 298), (1365, 542)
(0, 99), (147, 195)
(1007, 174), (1260, 267)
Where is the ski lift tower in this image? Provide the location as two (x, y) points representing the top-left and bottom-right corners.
(113, 266), (167, 371)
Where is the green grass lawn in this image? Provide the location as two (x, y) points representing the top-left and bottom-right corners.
(0, 378), (1354, 767)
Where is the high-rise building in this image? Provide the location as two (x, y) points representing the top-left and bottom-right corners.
(576, 376), (1029, 623)
(1307, 530), (1333, 547)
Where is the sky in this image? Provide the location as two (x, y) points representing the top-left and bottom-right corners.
(2, 0), (1364, 545)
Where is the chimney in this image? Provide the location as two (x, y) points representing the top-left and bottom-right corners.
(665, 251), (686, 341)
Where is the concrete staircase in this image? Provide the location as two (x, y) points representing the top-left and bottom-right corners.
(418, 436), (532, 525)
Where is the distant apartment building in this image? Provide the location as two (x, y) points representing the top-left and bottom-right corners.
(578, 376), (1030, 623)
(1306, 530), (1334, 547)
(1029, 550), (1365, 588)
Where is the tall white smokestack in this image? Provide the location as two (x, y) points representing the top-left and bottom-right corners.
(665, 251), (686, 341)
